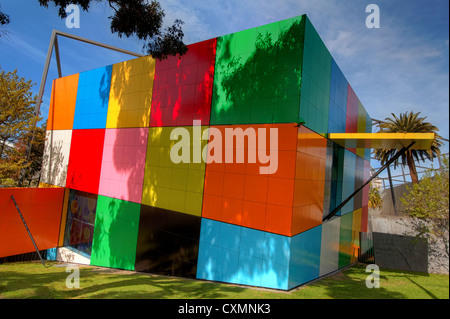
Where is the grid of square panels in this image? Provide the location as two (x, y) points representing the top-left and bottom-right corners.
(47, 74), (79, 131)
(40, 130), (72, 187)
(98, 128), (148, 203)
(106, 56), (156, 129)
(210, 15), (305, 125)
(292, 126), (328, 236)
(196, 218), (291, 289)
(299, 16), (332, 134)
(65, 129), (106, 194)
(149, 39), (216, 127)
(202, 124), (298, 236)
(37, 13), (374, 291)
(73, 65), (112, 130)
(141, 126), (208, 216)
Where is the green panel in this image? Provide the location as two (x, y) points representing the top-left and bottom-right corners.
(356, 102), (367, 158)
(299, 16), (332, 134)
(211, 15), (305, 125)
(91, 196), (141, 270)
(338, 212), (353, 268)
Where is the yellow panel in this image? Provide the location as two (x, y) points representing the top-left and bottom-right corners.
(351, 208), (362, 263)
(328, 133), (435, 150)
(106, 56), (156, 128)
(57, 188), (70, 247)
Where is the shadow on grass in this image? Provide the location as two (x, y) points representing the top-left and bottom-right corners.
(0, 263), (246, 299)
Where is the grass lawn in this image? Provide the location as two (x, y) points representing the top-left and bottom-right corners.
(0, 261), (448, 299)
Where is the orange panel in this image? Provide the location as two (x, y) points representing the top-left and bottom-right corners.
(46, 74), (79, 131)
(223, 173), (245, 199)
(242, 201), (266, 230)
(221, 198), (243, 225)
(243, 174), (268, 203)
(267, 178), (294, 206)
(0, 188), (64, 258)
(265, 205), (292, 236)
(203, 170), (224, 196)
(201, 194), (222, 221)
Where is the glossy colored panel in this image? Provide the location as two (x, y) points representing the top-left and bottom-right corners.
(299, 16), (332, 134)
(135, 205), (201, 278)
(288, 224), (322, 289)
(47, 74), (79, 130)
(338, 212), (353, 268)
(98, 128), (148, 203)
(62, 189), (98, 256)
(66, 129), (105, 194)
(106, 56), (156, 128)
(340, 150), (356, 215)
(150, 39), (216, 127)
(0, 188), (64, 258)
(345, 84), (359, 153)
(319, 217), (341, 276)
(196, 219), (290, 290)
(351, 208), (362, 263)
(202, 124), (297, 236)
(211, 15), (305, 125)
(292, 126), (327, 235)
(73, 65), (112, 129)
(328, 60), (347, 133)
(40, 130), (72, 187)
(141, 126), (208, 216)
(90, 196), (141, 270)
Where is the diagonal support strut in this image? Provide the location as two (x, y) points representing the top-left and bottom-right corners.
(322, 141), (416, 222)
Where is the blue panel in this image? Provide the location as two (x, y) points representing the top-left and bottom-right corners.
(46, 248), (57, 260)
(73, 65), (112, 129)
(219, 221), (241, 252)
(237, 253), (263, 287)
(263, 232), (290, 266)
(199, 218), (220, 246)
(288, 225), (322, 289)
(261, 259), (289, 290)
(218, 247), (240, 283)
(328, 60), (347, 133)
(340, 149), (356, 215)
(240, 227), (265, 259)
(196, 241), (220, 281)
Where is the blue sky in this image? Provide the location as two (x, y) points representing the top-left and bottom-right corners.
(0, 0), (449, 181)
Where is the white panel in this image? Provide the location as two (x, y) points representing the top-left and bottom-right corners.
(40, 130), (72, 187)
(56, 247), (90, 265)
(319, 217), (341, 277)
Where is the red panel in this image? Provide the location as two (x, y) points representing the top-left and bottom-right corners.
(346, 84), (359, 154)
(66, 129), (105, 194)
(0, 188), (64, 258)
(149, 39), (217, 127)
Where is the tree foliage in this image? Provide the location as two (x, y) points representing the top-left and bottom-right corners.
(0, 68), (43, 186)
(33, 0), (187, 59)
(400, 156), (449, 271)
(368, 183), (383, 209)
(373, 111), (443, 183)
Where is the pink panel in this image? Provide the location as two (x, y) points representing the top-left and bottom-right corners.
(98, 128), (149, 203)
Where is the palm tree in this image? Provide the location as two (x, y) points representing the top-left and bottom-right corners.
(373, 111), (442, 184)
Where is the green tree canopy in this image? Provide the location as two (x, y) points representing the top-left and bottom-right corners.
(0, 68), (42, 186)
(400, 156), (449, 271)
(1, 0), (187, 59)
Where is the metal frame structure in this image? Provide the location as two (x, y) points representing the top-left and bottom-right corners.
(21, 30), (145, 185)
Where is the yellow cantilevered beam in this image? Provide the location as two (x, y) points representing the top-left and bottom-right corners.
(328, 133), (435, 150)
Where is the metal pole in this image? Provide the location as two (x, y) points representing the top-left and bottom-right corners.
(387, 164), (397, 215)
(10, 196), (46, 267)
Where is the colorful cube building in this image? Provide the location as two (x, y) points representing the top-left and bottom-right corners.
(4, 14), (372, 290)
